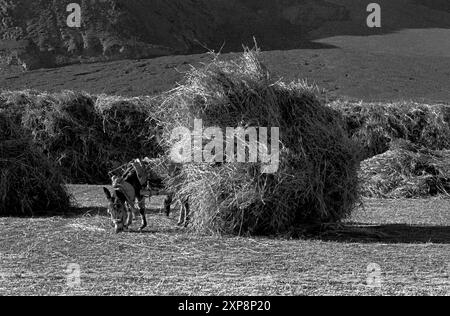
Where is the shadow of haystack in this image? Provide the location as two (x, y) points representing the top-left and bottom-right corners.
(300, 223), (450, 244)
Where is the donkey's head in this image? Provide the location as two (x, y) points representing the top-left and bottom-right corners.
(103, 187), (128, 233)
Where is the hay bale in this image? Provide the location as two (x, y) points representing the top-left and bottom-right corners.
(20, 90), (109, 183)
(95, 95), (162, 172)
(1, 90), (162, 184)
(329, 101), (450, 160)
(359, 140), (450, 198)
(160, 49), (360, 235)
(0, 112), (71, 216)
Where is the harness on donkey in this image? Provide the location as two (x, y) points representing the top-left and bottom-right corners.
(108, 158), (168, 202)
(107, 157), (173, 221)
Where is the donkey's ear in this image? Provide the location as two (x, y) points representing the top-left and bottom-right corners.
(103, 187), (112, 201)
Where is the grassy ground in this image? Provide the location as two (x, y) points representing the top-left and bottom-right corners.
(0, 185), (448, 296)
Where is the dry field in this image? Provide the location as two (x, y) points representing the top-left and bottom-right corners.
(0, 185), (448, 296)
(2, 44), (450, 103)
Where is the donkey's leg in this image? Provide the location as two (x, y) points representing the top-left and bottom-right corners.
(131, 203), (139, 220)
(125, 204), (133, 231)
(138, 198), (147, 231)
(164, 194), (172, 218)
(178, 200), (186, 226)
(183, 200), (190, 228)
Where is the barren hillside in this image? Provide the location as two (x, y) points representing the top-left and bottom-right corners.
(2, 0), (449, 71)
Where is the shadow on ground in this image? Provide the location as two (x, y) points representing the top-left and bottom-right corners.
(55, 206), (450, 244)
(313, 223), (450, 244)
(30, 206), (109, 218)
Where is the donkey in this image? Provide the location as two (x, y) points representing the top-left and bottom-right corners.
(103, 158), (190, 233)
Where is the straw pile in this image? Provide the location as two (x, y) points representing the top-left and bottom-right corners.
(0, 112), (71, 216)
(0, 90), (162, 184)
(360, 140), (450, 198)
(329, 101), (450, 160)
(95, 94), (162, 176)
(160, 49), (360, 235)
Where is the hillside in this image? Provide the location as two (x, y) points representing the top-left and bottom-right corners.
(1, 0), (450, 71)
(2, 47), (450, 103)
(0, 0), (345, 70)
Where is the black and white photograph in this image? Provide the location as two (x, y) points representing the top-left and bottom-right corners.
(0, 0), (449, 299)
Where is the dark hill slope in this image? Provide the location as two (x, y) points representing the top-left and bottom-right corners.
(0, 0), (347, 70)
(2, 0), (450, 71)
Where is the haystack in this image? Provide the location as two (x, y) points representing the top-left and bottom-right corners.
(95, 95), (162, 172)
(329, 101), (450, 160)
(1, 90), (162, 184)
(0, 112), (71, 216)
(160, 49), (360, 235)
(359, 140), (450, 198)
(20, 90), (108, 183)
